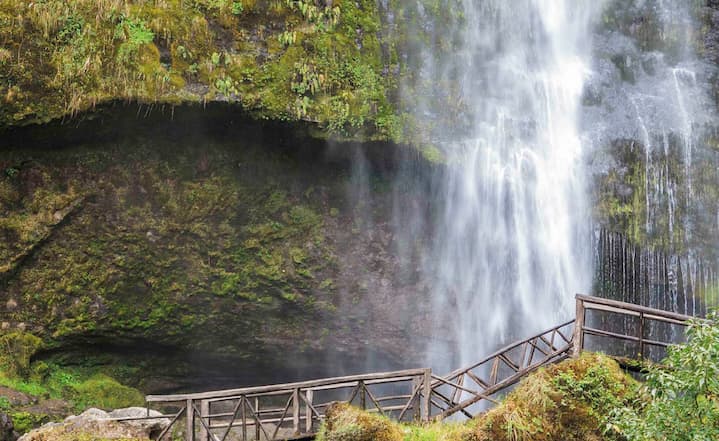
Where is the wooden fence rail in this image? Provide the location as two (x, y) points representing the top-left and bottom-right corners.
(141, 369), (431, 441)
(428, 319), (575, 419)
(109, 294), (700, 440)
(572, 294), (696, 359)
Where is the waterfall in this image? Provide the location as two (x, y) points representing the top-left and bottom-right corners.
(403, 1), (605, 370)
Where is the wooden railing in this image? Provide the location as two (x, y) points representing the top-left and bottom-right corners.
(111, 294), (700, 440)
(572, 294), (695, 360)
(428, 319), (575, 419)
(142, 369), (431, 441)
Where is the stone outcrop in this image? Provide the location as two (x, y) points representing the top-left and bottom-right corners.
(18, 408), (169, 441)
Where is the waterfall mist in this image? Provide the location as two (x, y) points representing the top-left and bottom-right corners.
(382, 1), (606, 371)
(585, 0), (719, 313)
(357, 0), (719, 372)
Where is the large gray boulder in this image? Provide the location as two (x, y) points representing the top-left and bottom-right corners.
(18, 407), (170, 441)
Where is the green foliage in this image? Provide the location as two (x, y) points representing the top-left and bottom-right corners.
(0, 332), (43, 378)
(0, 0), (414, 142)
(609, 311), (719, 440)
(116, 17), (155, 63)
(10, 411), (49, 434)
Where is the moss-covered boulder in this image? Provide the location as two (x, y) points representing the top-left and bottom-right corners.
(317, 402), (404, 441)
(474, 353), (638, 441)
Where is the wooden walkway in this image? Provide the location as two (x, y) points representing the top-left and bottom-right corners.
(124, 294), (697, 441)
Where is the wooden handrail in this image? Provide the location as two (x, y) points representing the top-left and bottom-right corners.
(147, 368), (429, 402)
(441, 319), (575, 381)
(576, 294), (697, 323)
(573, 293), (697, 359)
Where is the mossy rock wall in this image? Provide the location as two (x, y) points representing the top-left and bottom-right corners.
(0, 106), (432, 390)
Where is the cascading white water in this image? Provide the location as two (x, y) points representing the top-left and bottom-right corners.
(415, 1), (605, 369)
(584, 0), (719, 315)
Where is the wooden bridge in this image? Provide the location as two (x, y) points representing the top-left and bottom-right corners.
(122, 294), (698, 441)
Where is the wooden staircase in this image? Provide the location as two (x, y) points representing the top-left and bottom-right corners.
(116, 294), (697, 441)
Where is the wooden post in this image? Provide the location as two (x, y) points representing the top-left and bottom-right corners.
(198, 400), (209, 441)
(305, 389), (314, 432)
(241, 396), (247, 441)
(359, 381), (366, 410)
(292, 389), (300, 434)
(411, 376), (421, 421)
(638, 311), (644, 359)
(421, 368), (431, 422)
(572, 295), (585, 357)
(254, 397), (261, 441)
(186, 399), (195, 441)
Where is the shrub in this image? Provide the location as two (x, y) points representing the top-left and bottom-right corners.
(609, 311), (719, 440)
(10, 411), (49, 434)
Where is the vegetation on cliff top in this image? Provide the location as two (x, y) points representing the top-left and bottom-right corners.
(0, 0), (409, 141)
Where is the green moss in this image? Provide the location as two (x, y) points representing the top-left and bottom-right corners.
(71, 374), (144, 410)
(1, 132), (343, 361)
(0, 0), (418, 142)
(316, 402), (404, 441)
(10, 411), (50, 434)
(0, 332), (43, 378)
(474, 353), (638, 441)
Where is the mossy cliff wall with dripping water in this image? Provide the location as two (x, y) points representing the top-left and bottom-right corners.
(0, 107), (437, 395)
(588, 0), (719, 310)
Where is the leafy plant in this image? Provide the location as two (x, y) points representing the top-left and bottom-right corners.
(609, 311), (719, 440)
(115, 17), (155, 63)
(231, 1), (244, 14)
(278, 30), (297, 46)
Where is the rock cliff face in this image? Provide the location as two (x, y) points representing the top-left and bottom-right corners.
(585, 0), (719, 309)
(0, 107), (433, 390)
(1, 0), (719, 394)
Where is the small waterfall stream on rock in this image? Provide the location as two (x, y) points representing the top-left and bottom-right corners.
(585, 0), (719, 317)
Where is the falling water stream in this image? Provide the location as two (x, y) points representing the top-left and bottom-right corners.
(407, 1), (605, 370)
(401, 0), (719, 370)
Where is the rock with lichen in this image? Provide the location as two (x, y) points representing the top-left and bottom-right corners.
(18, 408), (168, 441)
